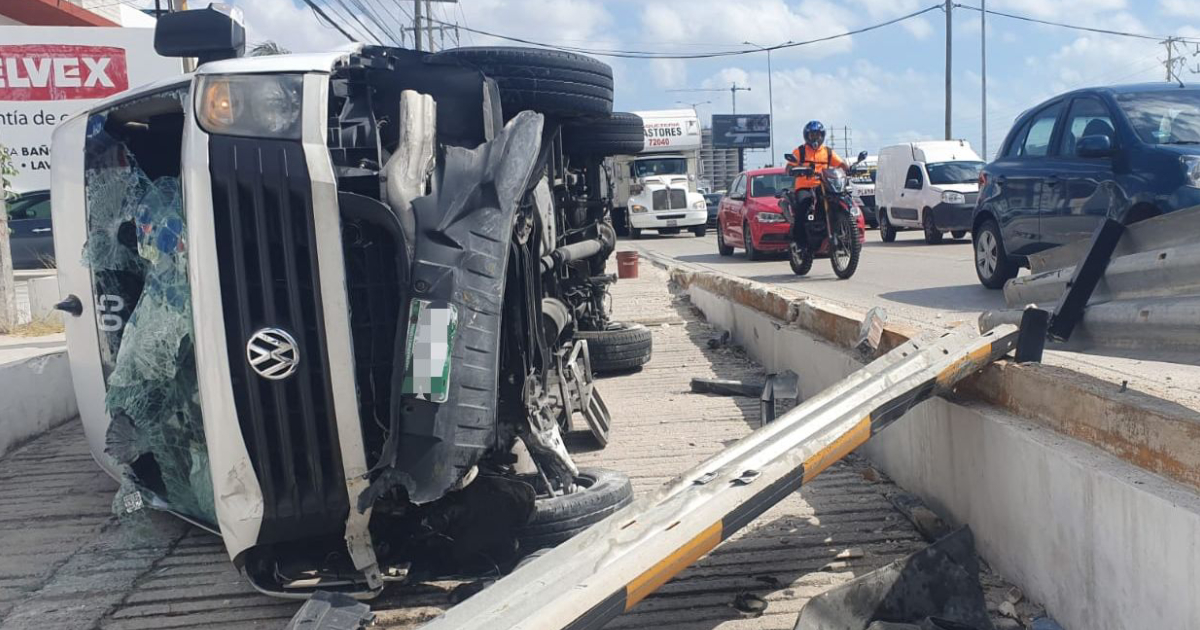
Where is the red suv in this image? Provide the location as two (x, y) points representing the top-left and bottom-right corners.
(716, 168), (794, 259)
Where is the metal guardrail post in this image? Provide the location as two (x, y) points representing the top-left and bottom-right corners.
(1047, 218), (1124, 342)
(419, 323), (1021, 630)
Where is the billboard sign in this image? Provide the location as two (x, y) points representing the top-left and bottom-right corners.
(0, 28), (183, 192)
(712, 114), (771, 149)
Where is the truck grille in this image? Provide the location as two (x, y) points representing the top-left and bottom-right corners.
(209, 136), (349, 544)
(652, 188), (688, 210)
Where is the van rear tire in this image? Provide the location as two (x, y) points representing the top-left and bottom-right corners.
(879, 211), (897, 243)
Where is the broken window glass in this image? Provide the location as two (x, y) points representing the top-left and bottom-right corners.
(82, 87), (215, 527)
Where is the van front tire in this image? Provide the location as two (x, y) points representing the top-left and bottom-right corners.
(922, 210), (944, 244)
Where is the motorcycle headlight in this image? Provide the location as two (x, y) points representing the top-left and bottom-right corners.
(693, 200), (706, 210)
(198, 74), (304, 139)
(1183, 156), (1200, 188)
(942, 191), (966, 205)
(631, 204), (648, 214)
(756, 211), (786, 223)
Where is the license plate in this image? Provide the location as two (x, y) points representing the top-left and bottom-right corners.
(666, 219), (678, 227)
(402, 299), (459, 403)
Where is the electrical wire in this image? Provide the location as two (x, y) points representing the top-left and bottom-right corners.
(325, 0), (383, 44)
(954, 3), (1200, 44)
(422, 4), (945, 59)
(346, 0), (402, 45)
(300, 0), (357, 42)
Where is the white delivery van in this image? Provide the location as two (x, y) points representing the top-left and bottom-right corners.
(875, 141), (985, 244)
(610, 109), (708, 238)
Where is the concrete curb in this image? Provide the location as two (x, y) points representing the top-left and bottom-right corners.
(659, 256), (1200, 630)
(0, 348), (78, 458)
(638, 249), (1200, 494)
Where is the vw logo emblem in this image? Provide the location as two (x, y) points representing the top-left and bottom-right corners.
(246, 328), (300, 380)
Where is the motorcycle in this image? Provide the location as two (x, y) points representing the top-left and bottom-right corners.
(778, 150), (869, 279)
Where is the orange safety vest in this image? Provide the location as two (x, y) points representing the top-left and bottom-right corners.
(791, 144), (844, 190)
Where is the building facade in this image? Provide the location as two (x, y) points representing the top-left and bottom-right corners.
(700, 127), (740, 193)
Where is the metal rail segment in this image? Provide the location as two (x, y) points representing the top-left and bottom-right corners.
(420, 323), (1021, 630)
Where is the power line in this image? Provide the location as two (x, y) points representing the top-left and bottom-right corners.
(953, 3), (1200, 44)
(327, 0), (385, 44)
(343, 0), (400, 45)
(423, 4), (945, 59)
(300, 0), (357, 42)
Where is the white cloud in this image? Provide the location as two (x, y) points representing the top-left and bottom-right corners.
(638, 0), (856, 59)
(232, 0), (356, 52)
(1160, 0), (1200, 17)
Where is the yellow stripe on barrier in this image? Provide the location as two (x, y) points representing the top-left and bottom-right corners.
(935, 343), (993, 389)
(625, 521), (723, 610)
(802, 415), (872, 484)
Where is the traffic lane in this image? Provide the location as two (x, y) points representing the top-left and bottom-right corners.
(628, 230), (1200, 411)
(627, 230), (1005, 328)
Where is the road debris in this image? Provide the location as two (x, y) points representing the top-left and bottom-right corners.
(284, 591), (374, 630)
(888, 491), (954, 542)
(794, 527), (994, 630)
(732, 592), (768, 617)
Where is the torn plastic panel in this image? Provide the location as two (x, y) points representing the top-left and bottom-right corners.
(82, 87), (215, 526)
(358, 110), (546, 510)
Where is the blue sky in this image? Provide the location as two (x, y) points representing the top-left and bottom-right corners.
(227, 0), (1199, 163)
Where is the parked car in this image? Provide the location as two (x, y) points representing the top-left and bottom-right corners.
(716, 168), (793, 259)
(704, 192), (722, 228)
(973, 83), (1200, 288)
(5, 190), (55, 269)
(876, 141), (983, 244)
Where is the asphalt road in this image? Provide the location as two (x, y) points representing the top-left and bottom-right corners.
(626, 228), (1200, 410)
(625, 229), (995, 330)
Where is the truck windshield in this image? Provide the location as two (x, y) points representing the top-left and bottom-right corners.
(1116, 89), (1200, 145)
(926, 161), (984, 185)
(633, 158), (688, 177)
(750, 174), (793, 197)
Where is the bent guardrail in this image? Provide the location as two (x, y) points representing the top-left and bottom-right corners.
(419, 322), (1022, 630)
(983, 205), (1200, 365)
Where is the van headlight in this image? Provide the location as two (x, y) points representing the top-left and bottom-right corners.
(942, 191), (966, 204)
(631, 204), (648, 213)
(1183, 156), (1200, 188)
(198, 74), (304, 139)
(693, 200), (706, 210)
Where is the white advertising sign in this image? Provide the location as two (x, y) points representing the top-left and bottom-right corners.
(0, 26), (183, 192)
(635, 109), (702, 153)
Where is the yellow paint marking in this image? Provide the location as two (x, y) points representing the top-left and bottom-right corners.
(936, 344), (992, 388)
(625, 521), (723, 610)
(803, 416), (872, 484)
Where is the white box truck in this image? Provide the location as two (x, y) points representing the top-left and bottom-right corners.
(610, 109), (708, 238)
(874, 140), (985, 244)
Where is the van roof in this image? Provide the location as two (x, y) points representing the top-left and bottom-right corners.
(882, 141), (981, 162)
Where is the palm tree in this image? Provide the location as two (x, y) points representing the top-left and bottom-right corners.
(249, 41), (290, 57)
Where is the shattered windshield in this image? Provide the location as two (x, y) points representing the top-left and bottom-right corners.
(83, 86), (215, 526)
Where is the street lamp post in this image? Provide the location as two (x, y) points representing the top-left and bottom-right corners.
(744, 40), (788, 167)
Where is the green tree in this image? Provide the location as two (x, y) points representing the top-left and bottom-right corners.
(249, 41), (290, 57)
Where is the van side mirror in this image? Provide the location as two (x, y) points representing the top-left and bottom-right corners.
(856, 150), (868, 163)
(1077, 134), (1115, 158)
(905, 178), (922, 190)
(155, 5), (247, 65)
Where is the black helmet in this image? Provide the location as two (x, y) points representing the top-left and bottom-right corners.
(804, 120), (826, 148)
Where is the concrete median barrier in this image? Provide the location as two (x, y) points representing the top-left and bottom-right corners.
(0, 340), (77, 458)
(640, 251), (1200, 630)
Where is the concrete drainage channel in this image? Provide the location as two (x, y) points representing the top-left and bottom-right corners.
(654, 254), (1200, 630)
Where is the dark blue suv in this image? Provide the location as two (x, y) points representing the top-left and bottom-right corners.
(973, 83), (1200, 288)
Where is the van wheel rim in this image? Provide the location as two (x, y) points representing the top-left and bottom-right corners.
(977, 231), (998, 277)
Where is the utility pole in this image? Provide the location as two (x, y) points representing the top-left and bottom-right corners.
(745, 41), (788, 166)
(0, 195), (12, 333)
(412, 1), (422, 51)
(981, 0), (987, 158)
(945, 0), (952, 140)
(425, 0), (434, 52)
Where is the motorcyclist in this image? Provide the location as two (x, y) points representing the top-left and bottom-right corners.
(790, 120), (850, 192)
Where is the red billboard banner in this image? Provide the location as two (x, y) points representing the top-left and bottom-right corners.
(0, 45), (129, 101)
